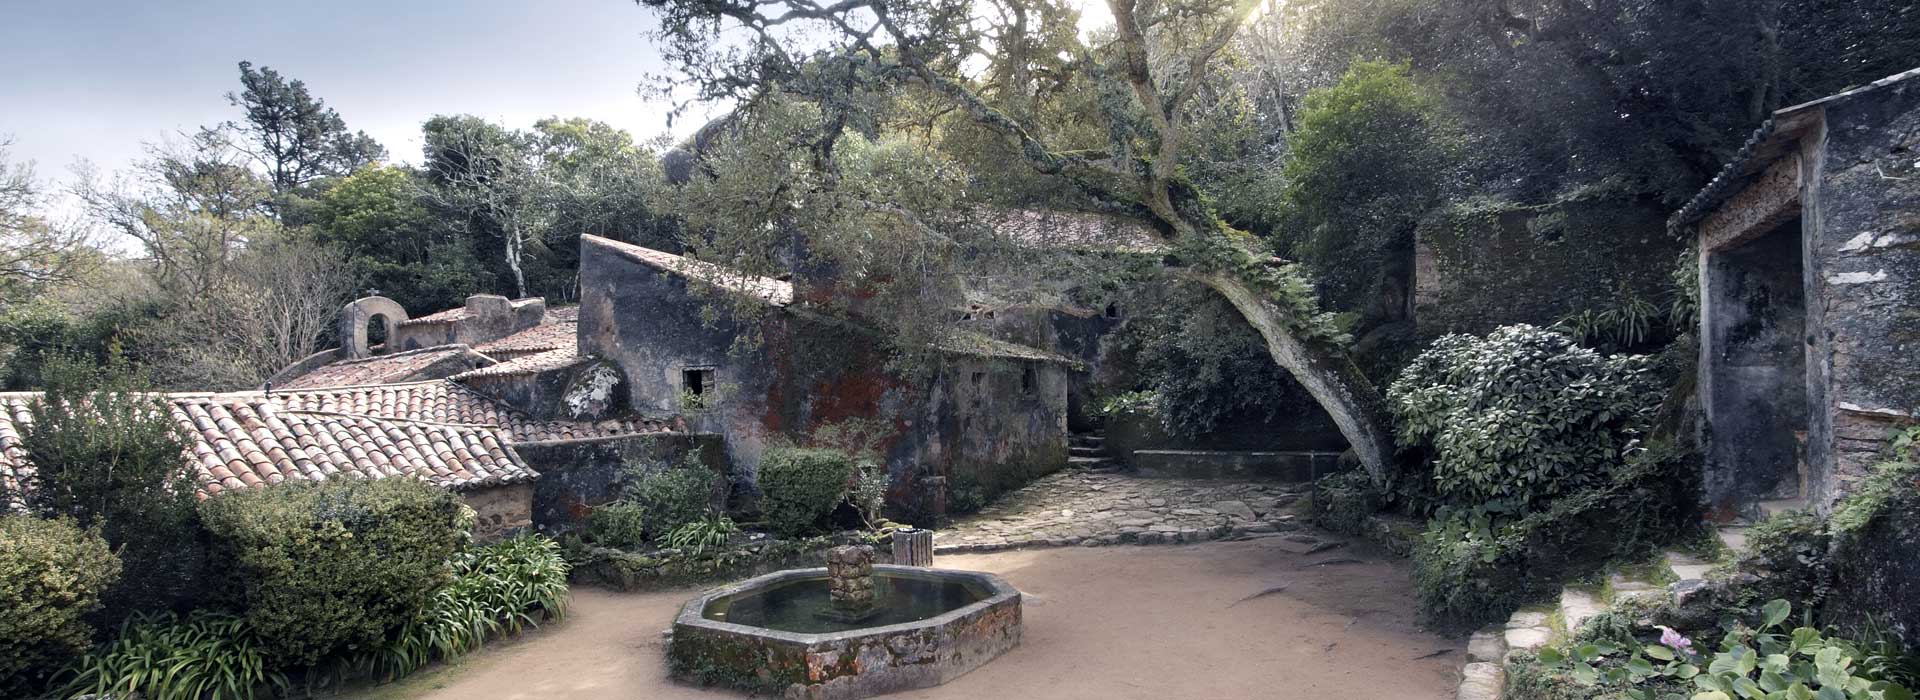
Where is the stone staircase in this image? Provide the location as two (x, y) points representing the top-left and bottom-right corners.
(1455, 498), (1811, 700)
(1068, 430), (1120, 472)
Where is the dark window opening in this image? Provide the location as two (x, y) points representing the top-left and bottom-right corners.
(1020, 365), (1036, 395)
(971, 371), (985, 386)
(1105, 303), (1120, 319)
(683, 367), (716, 396)
(984, 309), (996, 320)
(366, 314), (390, 350)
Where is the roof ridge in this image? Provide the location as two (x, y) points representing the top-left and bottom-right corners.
(275, 408), (509, 431)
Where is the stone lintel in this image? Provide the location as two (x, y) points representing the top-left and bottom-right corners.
(1700, 153), (1803, 253)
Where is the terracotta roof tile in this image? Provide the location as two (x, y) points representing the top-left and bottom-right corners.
(451, 348), (587, 380)
(276, 345), (487, 390)
(396, 307), (469, 327)
(473, 321), (576, 358)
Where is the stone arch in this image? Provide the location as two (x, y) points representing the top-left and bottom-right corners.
(338, 296), (410, 359)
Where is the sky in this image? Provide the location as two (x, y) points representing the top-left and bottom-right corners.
(0, 0), (718, 195)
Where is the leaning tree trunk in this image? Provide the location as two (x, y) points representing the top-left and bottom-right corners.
(1194, 270), (1398, 486)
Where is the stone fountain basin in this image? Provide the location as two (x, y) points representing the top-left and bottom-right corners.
(668, 565), (1022, 700)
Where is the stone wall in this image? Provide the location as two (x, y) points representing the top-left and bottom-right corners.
(1801, 82), (1920, 507)
(1414, 194), (1682, 338)
(577, 236), (1069, 524)
(515, 433), (727, 531)
(463, 482), (534, 540)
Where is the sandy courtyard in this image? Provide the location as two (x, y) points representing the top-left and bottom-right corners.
(383, 537), (1462, 700)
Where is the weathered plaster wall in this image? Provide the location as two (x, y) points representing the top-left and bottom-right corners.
(463, 482), (534, 539)
(1803, 85), (1920, 507)
(391, 295), (547, 352)
(577, 238), (1069, 523)
(515, 433), (727, 531)
(1415, 195), (1682, 337)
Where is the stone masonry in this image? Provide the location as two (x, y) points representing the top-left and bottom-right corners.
(933, 468), (1313, 553)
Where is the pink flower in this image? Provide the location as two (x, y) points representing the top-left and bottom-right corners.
(1656, 625), (1695, 656)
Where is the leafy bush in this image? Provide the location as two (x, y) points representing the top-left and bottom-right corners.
(590, 461), (719, 547)
(14, 355), (209, 620)
(1413, 442), (1698, 631)
(1534, 599), (1917, 700)
(758, 448), (854, 536)
(1829, 428), (1920, 536)
(1389, 324), (1661, 512)
(58, 611), (285, 700)
(344, 535), (570, 682)
(665, 517), (740, 557)
(199, 478), (467, 668)
(0, 515), (120, 698)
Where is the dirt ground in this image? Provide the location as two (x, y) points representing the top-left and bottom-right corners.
(383, 537), (1463, 700)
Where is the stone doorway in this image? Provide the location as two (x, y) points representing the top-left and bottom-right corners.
(1701, 216), (1809, 515)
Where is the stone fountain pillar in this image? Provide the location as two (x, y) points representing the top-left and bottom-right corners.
(821, 544), (882, 623)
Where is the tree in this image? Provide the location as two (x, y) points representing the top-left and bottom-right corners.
(206, 61), (385, 191)
(73, 137), (277, 299)
(637, 0), (1400, 480)
(0, 139), (96, 298)
(419, 115), (548, 299)
(311, 164), (486, 311)
(1278, 61), (1452, 326)
(13, 355), (207, 620)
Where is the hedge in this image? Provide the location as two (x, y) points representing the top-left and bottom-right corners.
(0, 515), (121, 699)
(758, 448), (855, 536)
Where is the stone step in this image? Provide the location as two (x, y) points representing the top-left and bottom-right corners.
(1664, 550), (1715, 582)
(1069, 446), (1106, 458)
(1503, 611), (1552, 651)
(1758, 498), (1807, 518)
(1558, 588), (1605, 637)
(1716, 526), (1750, 554)
(1067, 456), (1112, 468)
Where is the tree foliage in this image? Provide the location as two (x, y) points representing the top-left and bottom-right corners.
(0, 515), (121, 699)
(206, 61), (385, 192)
(1388, 325), (1661, 512)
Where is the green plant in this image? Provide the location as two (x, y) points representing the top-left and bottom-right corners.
(1728, 509), (1832, 610)
(1096, 390), (1158, 417)
(757, 447), (854, 536)
(341, 534), (570, 682)
(198, 478), (467, 668)
(1829, 428), (1920, 535)
(58, 612), (286, 700)
(1536, 600), (1917, 700)
(665, 517), (740, 557)
(13, 354), (209, 620)
(946, 473), (987, 515)
(0, 515), (121, 699)
(1412, 441), (1698, 631)
(1389, 324), (1661, 512)
(591, 461), (720, 547)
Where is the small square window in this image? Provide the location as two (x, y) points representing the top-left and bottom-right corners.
(1021, 365), (1036, 395)
(683, 367), (716, 396)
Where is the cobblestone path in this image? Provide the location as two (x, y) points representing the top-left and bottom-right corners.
(932, 467), (1319, 553)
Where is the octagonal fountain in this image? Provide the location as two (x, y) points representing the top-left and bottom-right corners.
(668, 544), (1022, 699)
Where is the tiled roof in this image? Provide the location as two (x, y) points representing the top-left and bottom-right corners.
(172, 399), (534, 495)
(0, 380), (682, 503)
(0, 390), (539, 501)
(452, 348), (587, 380)
(276, 345), (488, 390)
(268, 380), (679, 443)
(937, 330), (1084, 367)
(474, 320), (576, 358)
(396, 307), (468, 327)
(587, 236), (795, 306)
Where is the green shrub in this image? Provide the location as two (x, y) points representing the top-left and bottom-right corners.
(343, 534), (570, 682)
(589, 462), (719, 547)
(0, 515), (121, 699)
(199, 478), (467, 668)
(58, 611), (285, 700)
(1388, 324), (1661, 512)
(1413, 442), (1698, 632)
(665, 517), (740, 557)
(14, 355), (208, 621)
(1533, 599), (1917, 700)
(758, 448), (854, 536)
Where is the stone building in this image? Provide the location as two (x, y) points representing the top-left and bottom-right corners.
(578, 235), (1077, 521)
(1669, 68), (1920, 517)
